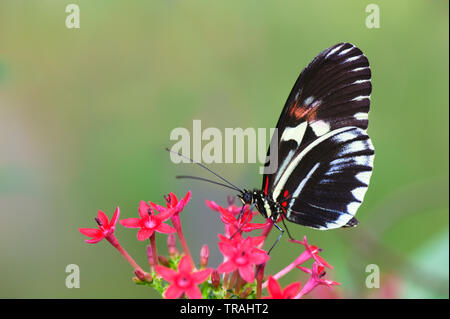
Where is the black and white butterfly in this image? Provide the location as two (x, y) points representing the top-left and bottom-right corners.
(243, 42), (374, 231)
(172, 42), (374, 239)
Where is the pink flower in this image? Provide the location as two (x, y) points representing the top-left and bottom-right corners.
(217, 235), (269, 282)
(120, 201), (176, 241)
(218, 206), (268, 233)
(263, 276), (301, 299)
(151, 191), (194, 265)
(156, 256), (212, 299)
(289, 236), (332, 268)
(295, 262), (340, 298)
(79, 207), (120, 244)
(152, 191), (191, 216)
(205, 199), (246, 216)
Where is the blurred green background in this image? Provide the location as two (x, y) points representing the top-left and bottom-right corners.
(0, 0), (448, 298)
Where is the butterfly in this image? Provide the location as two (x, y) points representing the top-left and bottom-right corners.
(172, 42), (374, 243)
(243, 42), (374, 232)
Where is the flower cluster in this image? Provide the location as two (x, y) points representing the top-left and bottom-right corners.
(79, 191), (340, 299)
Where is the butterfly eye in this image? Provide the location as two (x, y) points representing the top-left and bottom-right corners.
(242, 192), (253, 204)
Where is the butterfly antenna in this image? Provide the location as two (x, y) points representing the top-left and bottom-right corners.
(176, 175), (240, 192)
(165, 148), (243, 193)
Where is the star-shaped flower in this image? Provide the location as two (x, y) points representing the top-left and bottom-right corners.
(295, 262), (340, 298)
(217, 235), (269, 282)
(79, 207), (120, 244)
(218, 206), (268, 233)
(120, 201), (176, 241)
(289, 236), (332, 268)
(156, 256), (212, 299)
(263, 276), (301, 299)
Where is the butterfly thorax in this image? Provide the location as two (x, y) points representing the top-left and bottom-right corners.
(240, 189), (283, 222)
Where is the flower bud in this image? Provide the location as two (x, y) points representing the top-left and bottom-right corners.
(200, 244), (209, 268)
(134, 268), (146, 281)
(256, 263), (265, 282)
(167, 234), (178, 257)
(158, 255), (170, 267)
(211, 270), (220, 289)
(227, 195), (236, 206)
(145, 273), (153, 282)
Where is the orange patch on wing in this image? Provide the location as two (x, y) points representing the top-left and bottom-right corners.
(289, 104), (318, 121)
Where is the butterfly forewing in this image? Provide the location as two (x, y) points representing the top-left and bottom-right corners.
(262, 43), (374, 230)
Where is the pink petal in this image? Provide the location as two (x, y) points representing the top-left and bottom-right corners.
(79, 228), (102, 238)
(178, 256), (193, 274)
(110, 207), (120, 228)
(313, 254), (333, 269)
(138, 201), (151, 219)
(168, 193), (178, 207)
(267, 276), (282, 298)
(219, 207), (235, 223)
(205, 200), (220, 212)
(230, 205), (245, 215)
(85, 236), (104, 244)
(248, 236), (266, 247)
(238, 264), (255, 283)
(137, 228), (154, 241)
(185, 285), (202, 299)
(164, 284), (184, 299)
(218, 233), (230, 242)
(182, 191), (191, 205)
(155, 222), (176, 234)
(248, 249), (269, 265)
(191, 269), (212, 284)
(297, 266), (312, 274)
(217, 260), (237, 274)
(218, 242), (235, 258)
(97, 210), (109, 226)
(155, 265), (177, 283)
(320, 279), (341, 288)
(296, 278), (318, 298)
(149, 202), (167, 213)
(283, 282), (301, 299)
(156, 207), (176, 222)
(242, 223), (267, 232)
(119, 218), (141, 228)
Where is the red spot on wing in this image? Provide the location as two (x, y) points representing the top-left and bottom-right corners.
(281, 190), (289, 208)
(264, 176), (269, 195)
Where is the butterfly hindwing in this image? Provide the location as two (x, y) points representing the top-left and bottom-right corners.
(277, 127), (374, 229)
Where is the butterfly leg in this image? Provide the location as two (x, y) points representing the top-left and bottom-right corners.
(280, 210), (294, 240)
(255, 220), (284, 278)
(267, 220), (284, 255)
(237, 203), (245, 220)
(230, 202), (256, 239)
